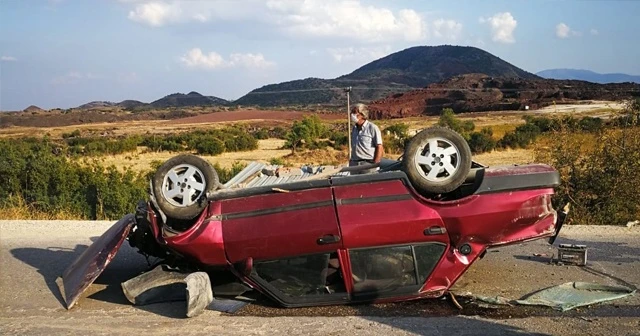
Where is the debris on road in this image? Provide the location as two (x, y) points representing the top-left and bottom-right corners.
(557, 244), (588, 266)
(515, 282), (635, 311)
(626, 220), (639, 228)
(456, 282), (635, 312)
(121, 265), (213, 318)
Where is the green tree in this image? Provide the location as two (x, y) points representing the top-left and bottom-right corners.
(284, 115), (326, 153)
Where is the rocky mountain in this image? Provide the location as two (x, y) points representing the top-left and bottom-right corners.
(367, 73), (640, 119)
(537, 69), (640, 84)
(149, 91), (229, 108)
(235, 45), (540, 106)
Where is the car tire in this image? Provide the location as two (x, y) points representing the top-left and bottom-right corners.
(402, 126), (472, 196)
(152, 154), (219, 220)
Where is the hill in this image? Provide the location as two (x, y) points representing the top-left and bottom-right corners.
(77, 101), (117, 109)
(71, 93), (228, 111)
(368, 73), (640, 119)
(149, 91), (229, 108)
(117, 100), (146, 109)
(23, 105), (44, 113)
(235, 45), (540, 106)
(537, 69), (640, 84)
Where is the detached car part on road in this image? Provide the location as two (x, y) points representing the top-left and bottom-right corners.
(61, 127), (568, 315)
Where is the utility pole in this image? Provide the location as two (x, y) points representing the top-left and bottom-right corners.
(345, 87), (352, 157)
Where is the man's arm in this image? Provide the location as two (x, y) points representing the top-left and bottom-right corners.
(373, 125), (384, 163)
(374, 144), (384, 163)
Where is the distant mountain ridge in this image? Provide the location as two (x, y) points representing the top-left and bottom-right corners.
(537, 69), (640, 84)
(234, 45), (540, 106)
(73, 92), (228, 110)
(62, 46), (640, 111)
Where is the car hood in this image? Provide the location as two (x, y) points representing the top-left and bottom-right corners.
(60, 214), (136, 309)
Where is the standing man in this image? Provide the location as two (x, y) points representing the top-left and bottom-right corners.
(349, 103), (384, 174)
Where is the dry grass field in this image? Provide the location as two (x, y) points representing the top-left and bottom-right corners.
(1, 101), (625, 173)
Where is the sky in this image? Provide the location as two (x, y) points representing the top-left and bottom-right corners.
(1, 0), (639, 111)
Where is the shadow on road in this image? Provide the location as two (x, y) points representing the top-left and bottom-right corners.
(10, 238), (148, 308)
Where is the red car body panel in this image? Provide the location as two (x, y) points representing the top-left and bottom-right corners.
(334, 180), (449, 248)
(219, 188), (341, 262)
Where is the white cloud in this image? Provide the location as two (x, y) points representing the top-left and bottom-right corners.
(556, 23), (581, 39)
(432, 19), (463, 41)
(1, 56), (17, 62)
(180, 48), (226, 69)
(556, 23), (570, 38)
(326, 46), (392, 63)
(265, 1), (426, 42)
(590, 28), (599, 36)
(122, 0), (429, 43)
(180, 48), (275, 70)
(229, 53), (276, 69)
(127, 2), (181, 27)
(482, 12), (517, 44)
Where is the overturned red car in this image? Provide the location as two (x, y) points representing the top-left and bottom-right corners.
(61, 127), (567, 315)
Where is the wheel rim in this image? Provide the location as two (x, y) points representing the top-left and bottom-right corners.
(413, 136), (461, 183)
(161, 164), (207, 207)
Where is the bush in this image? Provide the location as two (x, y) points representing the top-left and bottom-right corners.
(328, 131), (348, 150)
(384, 123), (409, 139)
(194, 138), (225, 155)
(523, 116), (561, 132)
(535, 127), (640, 225)
(254, 129), (269, 140)
(468, 128), (497, 154)
(383, 123), (410, 154)
(65, 136), (141, 155)
(578, 116), (603, 132)
(438, 108), (474, 139)
(498, 122), (541, 149)
(271, 126), (287, 139)
(212, 161), (247, 184)
(534, 100), (640, 225)
(0, 138), (147, 220)
(269, 157), (286, 166)
(62, 129), (81, 139)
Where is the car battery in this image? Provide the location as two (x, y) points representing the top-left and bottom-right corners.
(558, 244), (588, 266)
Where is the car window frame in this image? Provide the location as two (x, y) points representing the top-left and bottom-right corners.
(248, 251), (351, 307)
(347, 242), (447, 301)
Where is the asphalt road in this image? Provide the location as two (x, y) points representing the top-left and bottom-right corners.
(1, 220), (639, 335)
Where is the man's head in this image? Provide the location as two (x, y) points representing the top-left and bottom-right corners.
(351, 103), (369, 124)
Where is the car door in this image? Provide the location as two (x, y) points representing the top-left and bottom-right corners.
(220, 184), (349, 307)
(332, 175), (450, 301)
